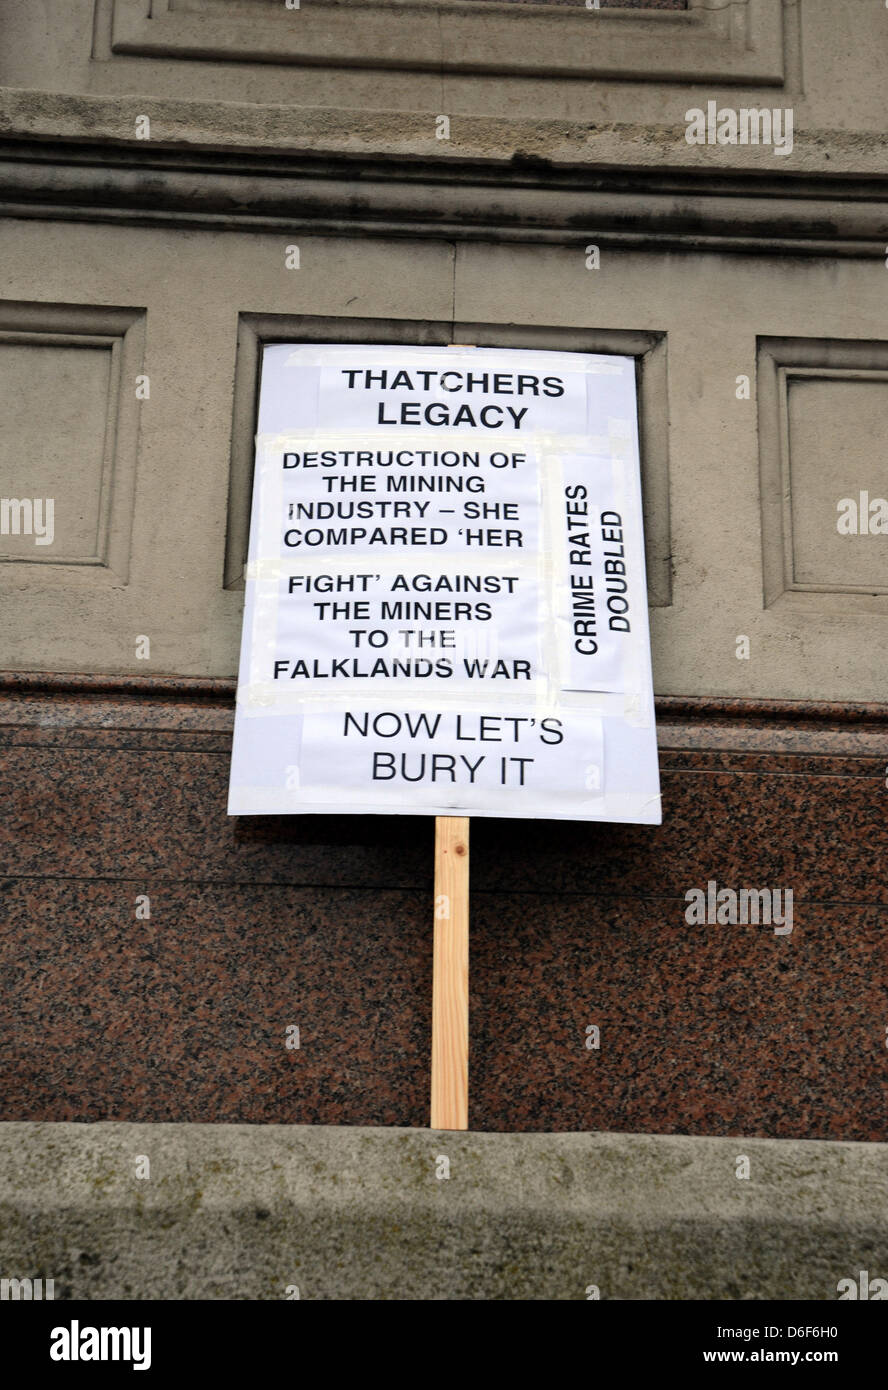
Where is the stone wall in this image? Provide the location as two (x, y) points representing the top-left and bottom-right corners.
(1, 0), (886, 1144)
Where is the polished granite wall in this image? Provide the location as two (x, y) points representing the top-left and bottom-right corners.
(1, 674), (885, 1139)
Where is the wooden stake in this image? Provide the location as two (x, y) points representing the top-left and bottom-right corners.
(431, 815), (469, 1130)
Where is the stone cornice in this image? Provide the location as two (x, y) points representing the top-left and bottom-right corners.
(1, 134), (887, 256)
(3, 671), (888, 725)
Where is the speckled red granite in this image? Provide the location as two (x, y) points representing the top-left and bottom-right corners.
(0, 878), (431, 1127)
(469, 895), (888, 1138)
(1, 677), (886, 1137)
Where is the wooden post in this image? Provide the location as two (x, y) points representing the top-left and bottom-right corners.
(431, 815), (469, 1130)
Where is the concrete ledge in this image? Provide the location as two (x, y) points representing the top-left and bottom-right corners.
(1, 1124), (886, 1300)
(3, 136), (888, 258)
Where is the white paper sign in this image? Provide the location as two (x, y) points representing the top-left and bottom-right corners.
(228, 344), (661, 823)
